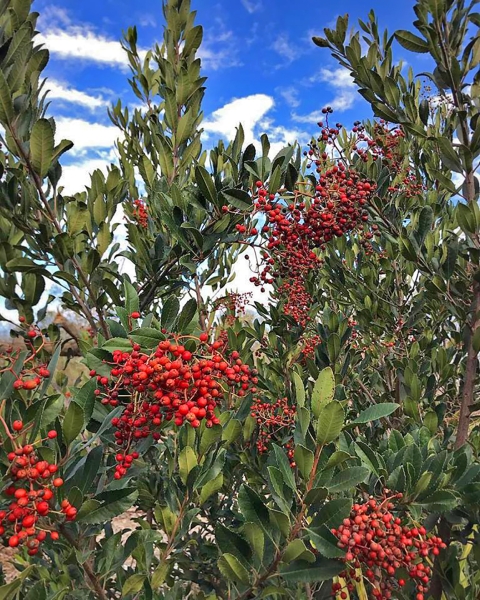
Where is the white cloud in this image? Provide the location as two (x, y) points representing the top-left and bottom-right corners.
(47, 80), (110, 110)
(271, 33), (303, 66)
(60, 155), (114, 195)
(203, 94), (275, 145)
(138, 14), (157, 27)
(293, 67), (358, 121)
(241, 0), (263, 13)
(55, 118), (119, 152)
(199, 28), (242, 70)
(202, 94), (308, 161)
(37, 29), (137, 69)
(277, 86), (301, 108)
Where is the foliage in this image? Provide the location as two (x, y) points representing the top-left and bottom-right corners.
(0, 0), (479, 599)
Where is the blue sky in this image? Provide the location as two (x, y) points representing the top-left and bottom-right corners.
(33, 0), (422, 193)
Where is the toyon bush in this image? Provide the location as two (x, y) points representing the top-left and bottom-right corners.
(0, 0), (479, 598)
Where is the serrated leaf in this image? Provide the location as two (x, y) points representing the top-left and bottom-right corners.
(316, 401), (344, 444)
(294, 445), (314, 480)
(351, 403), (399, 424)
(311, 499), (352, 529)
(122, 574), (145, 596)
(328, 467), (369, 493)
(161, 295), (180, 329)
(63, 401), (84, 445)
(30, 118), (54, 178)
(280, 557), (343, 583)
(312, 367), (335, 418)
(218, 553), (250, 584)
(395, 30), (429, 53)
(179, 446), (197, 484)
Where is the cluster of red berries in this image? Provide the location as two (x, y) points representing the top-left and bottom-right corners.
(299, 333), (322, 359)
(93, 331), (258, 478)
(250, 397), (296, 466)
(214, 292), (252, 325)
(352, 121), (425, 199)
(331, 491), (446, 600)
(0, 422), (74, 554)
(230, 111), (378, 326)
(131, 199), (148, 228)
(0, 322), (52, 392)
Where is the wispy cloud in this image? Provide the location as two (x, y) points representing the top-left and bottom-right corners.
(241, 0), (263, 13)
(198, 17), (243, 70)
(271, 33), (303, 66)
(293, 67), (358, 121)
(277, 86), (301, 108)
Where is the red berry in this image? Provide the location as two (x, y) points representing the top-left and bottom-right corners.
(12, 420), (23, 431)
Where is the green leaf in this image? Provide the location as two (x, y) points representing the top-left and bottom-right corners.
(199, 472), (223, 504)
(216, 523), (252, 563)
(0, 566), (34, 600)
(294, 444), (314, 480)
(129, 328), (165, 348)
(280, 557), (343, 583)
(218, 553), (250, 585)
(101, 337), (133, 352)
(0, 69), (15, 124)
(308, 526), (345, 559)
(416, 490), (458, 512)
(268, 165), (282, 195)
(179, 446), (197, 484)
(316, 401), (344, 444)
(395, 30), (429, 53)
(77, 489), (138, 524)
(238, 485), (269, 526)
(273, 444), (296, 491)
(416, 206), (433, 245)
(195, 165), (217, 204)
(177, 298), (197, 331)
(437, 137), (463, 173)
(151, 563), (172, 589)
(312, 36), (330, 48)
(161, 295), (180, 329)
(311, 367), (335, 418)
(243, 522), (264, 561)
(292, 371), (305, 407)
(63, 401), (84, 445)
(328, 467), (369, 493)
(124, 279), (139, 314)
(30, 118), (55, 178)
(311, 499), (352, 529)
(221, 188), (252, 210)
(122, 574), (145, 596)
(283, 539), (311, 563)
(351, 403), (399, 424)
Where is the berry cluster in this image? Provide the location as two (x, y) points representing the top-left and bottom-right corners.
(93, 332), (258, 478)
(0, 422), (74, 555)
(250, 397), (296, 466)
(0, 323), (51, 392)
(214, 292), (252, 325)
(299, 333), (322, 359)
(131, 198), (148, 228)
(352, 121), (424, 199)
(331, 491), (446, 600)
